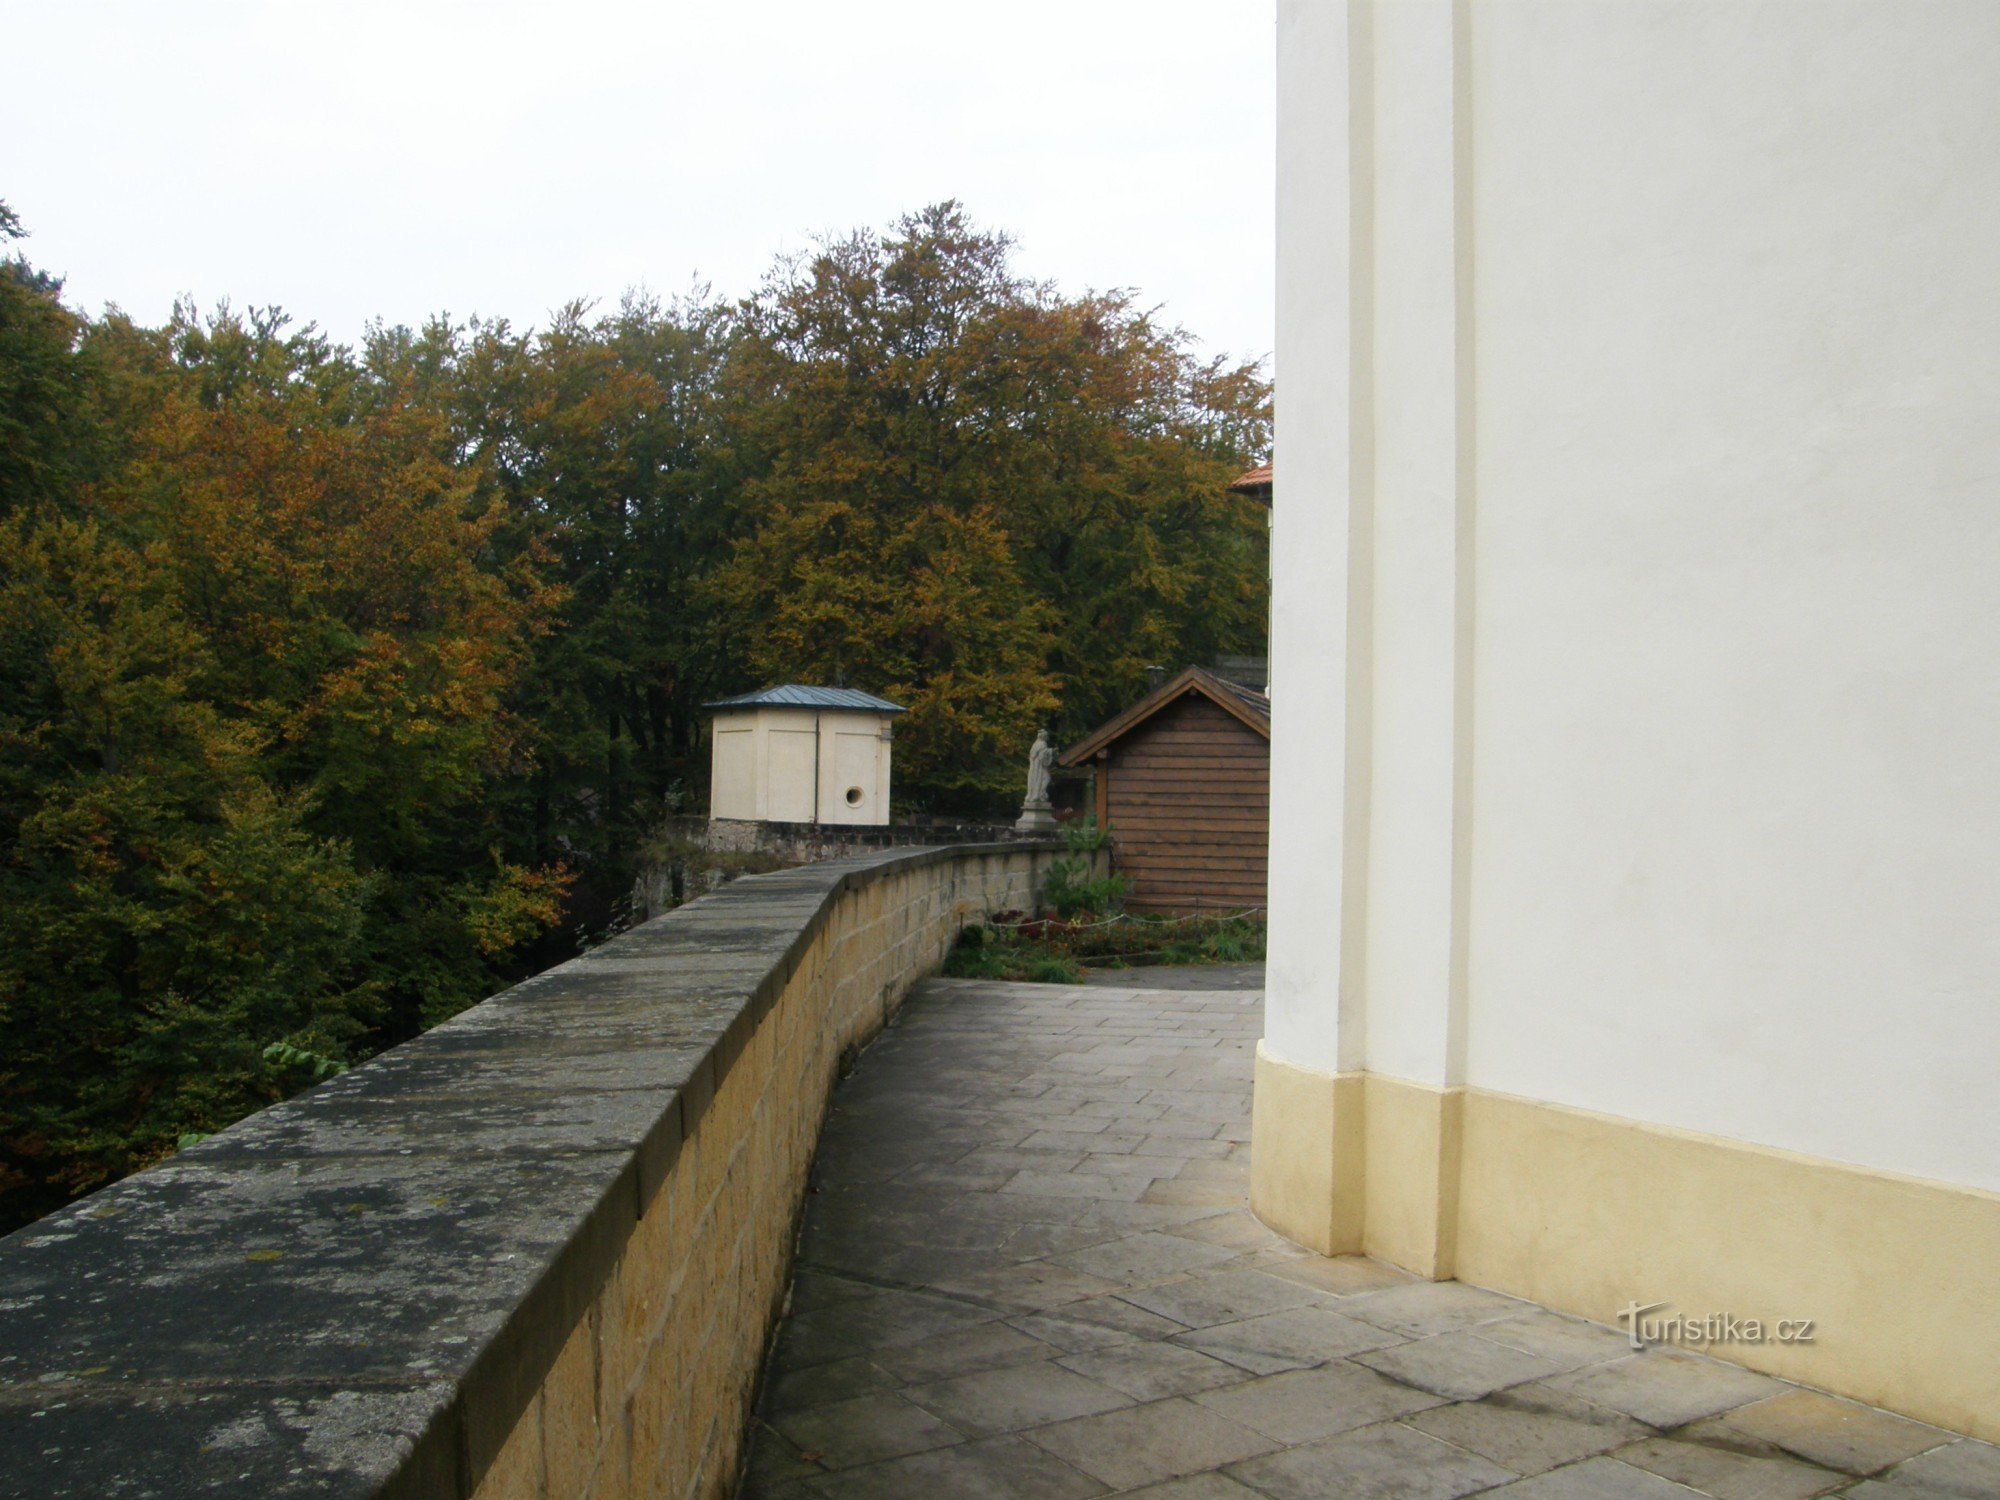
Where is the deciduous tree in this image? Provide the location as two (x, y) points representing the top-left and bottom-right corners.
(0, 516), (370, 1220)
(716, 204), (1268, 810)
(107, 306), (567, 1039)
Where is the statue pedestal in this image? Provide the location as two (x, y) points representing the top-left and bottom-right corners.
(1014, 801), (1059, 835)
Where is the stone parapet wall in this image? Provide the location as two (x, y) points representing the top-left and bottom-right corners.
(0, 843), (1069, 1499)
(688, 816), (1025, 862)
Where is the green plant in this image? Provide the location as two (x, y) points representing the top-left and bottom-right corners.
(1024, 954), (1083, 984)
(1043, 819), (1132, 920)
(1060, 818), (1115, 854)
(1063, 914), (1265, 967)
(939, 922), (1084, 984)
(1201, 930), (1253, 963)
(942, 945), (1017, 981)
(261, 1042), (350, 1082)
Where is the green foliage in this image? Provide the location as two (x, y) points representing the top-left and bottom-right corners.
(99, 305), (569, 1042)
(1025, 954), (1083, 984)
(0, 513), (374, 1220)
(943, 915), (1264, 985)
(0, 202), (107, 519)
(943, 914), (1263, 984)
(1061, 817), (1115, 853)
(1042, 818), (1133, 919)
(0, 199), (1267, 1230)
(375, 294), (742, 892)
(713, 204), (1267, 812)
(261, 1042), (350, 1082)
(0, 220), (571, 1229)
(940, 944), (1016, 981)
(941, 933), (1083, 985)
(1073, 915), (1267, 968)
(1199, 928), (1256, 964)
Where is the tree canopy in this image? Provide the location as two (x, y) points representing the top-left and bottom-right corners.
(714, 205), (1269, 806)
(0, 199), (1267, 1229)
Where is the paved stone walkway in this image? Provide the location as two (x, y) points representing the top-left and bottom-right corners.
(740, 980), (1998, 1499)
(1080, 963), (1266, 991)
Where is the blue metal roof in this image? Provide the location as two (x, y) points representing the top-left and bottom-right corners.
(704, 684), (907, 714)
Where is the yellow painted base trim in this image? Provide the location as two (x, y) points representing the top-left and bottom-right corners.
(1250, 1051), (2000, 1443)
(1249, 1044), (1362, 1255)
(1359, 1073), (1462, 1279)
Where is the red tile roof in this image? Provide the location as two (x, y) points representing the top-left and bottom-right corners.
(1228, 464), (1273, 501)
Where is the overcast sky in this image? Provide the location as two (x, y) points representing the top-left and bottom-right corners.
(2, 1), (1274, 368)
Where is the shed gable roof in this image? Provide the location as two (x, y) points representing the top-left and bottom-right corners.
(1059, 666), (1270, 766)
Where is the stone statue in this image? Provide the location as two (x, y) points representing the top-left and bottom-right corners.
(1026, 729), (1054, 805)
(1015, 728), (1059, 834)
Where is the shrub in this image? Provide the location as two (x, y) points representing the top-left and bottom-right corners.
(940, 924), (1082, 984)
(1025, 953), (1083, 985)
(1201, 930), (1253, 963)
(1043, 818), (1132, 920)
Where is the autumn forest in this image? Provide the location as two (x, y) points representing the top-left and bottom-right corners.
(0, 200), (1270, 1230)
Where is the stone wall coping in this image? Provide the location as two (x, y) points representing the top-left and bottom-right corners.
(0, 842), (1058, 1499)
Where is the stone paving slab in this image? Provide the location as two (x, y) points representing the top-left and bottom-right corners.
(738, 978), (1997, 1499)
(1406, 1389), (1651, 1478)
(1615, 1434), (1846, 1500)
(1082, 964), (1267, 991)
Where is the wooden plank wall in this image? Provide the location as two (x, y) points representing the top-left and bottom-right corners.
(1103, 692), (1269, 915)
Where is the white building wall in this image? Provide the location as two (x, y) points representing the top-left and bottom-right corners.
(1462, 0), (2000, 1191)
(1356, 0), (1473, 1092)
(815, 710), (894, 827)
(1270, 0), (2000, 1190)
(710, 721), (758, 820)
(1267, 0), (1365, 1079)
(708, 709), (894, 826)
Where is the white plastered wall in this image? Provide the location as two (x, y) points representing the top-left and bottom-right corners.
(1266, 0), (1365, 1080)
(707, 709), (894, 827)
(814, 710), (894, 827)
(1269, 0), (2000, 1192)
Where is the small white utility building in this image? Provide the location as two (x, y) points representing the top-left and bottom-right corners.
(705, 686), (904, 826)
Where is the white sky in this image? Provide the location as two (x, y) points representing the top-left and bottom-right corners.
(1, 1), (1275, 368)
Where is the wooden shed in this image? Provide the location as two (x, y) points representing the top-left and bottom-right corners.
(1060, 666), (1270, 915)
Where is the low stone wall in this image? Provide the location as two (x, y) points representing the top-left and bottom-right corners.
(697, 816), (1025, 861)
(0, 843), (1070, 1499)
